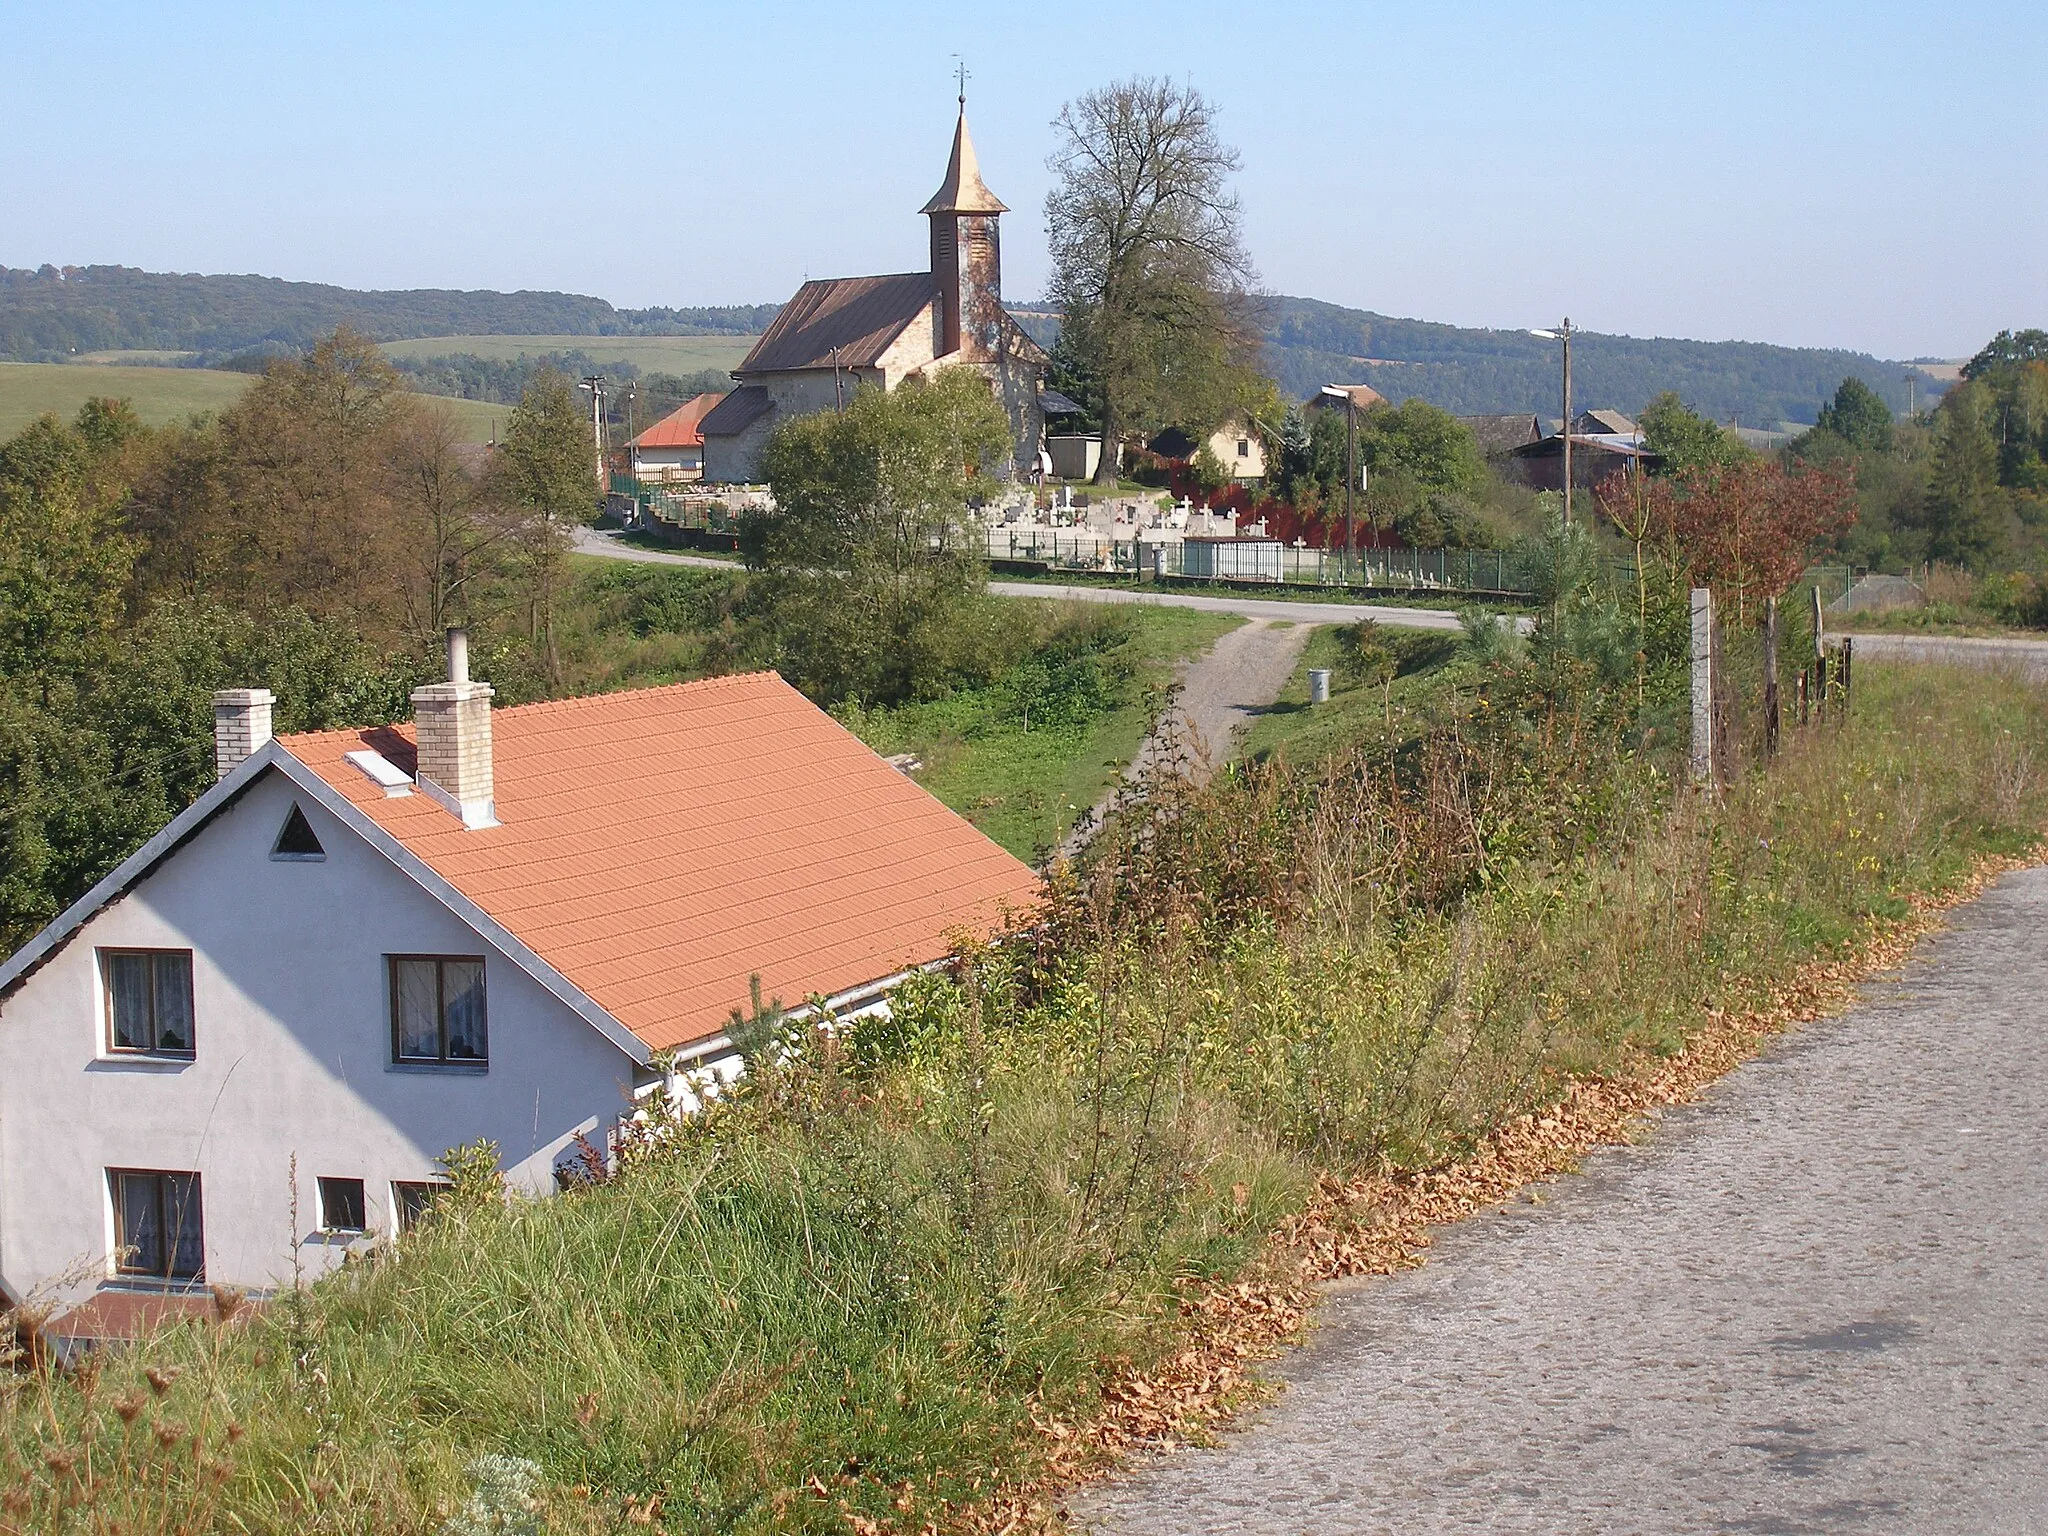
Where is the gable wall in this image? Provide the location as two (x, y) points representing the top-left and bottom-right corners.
(0, 768), (635, 1307)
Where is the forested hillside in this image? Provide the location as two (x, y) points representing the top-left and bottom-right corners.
(0, 265), (776, 360)
(3, 263), (1947, 428)
(1258, 297), (1944, 426)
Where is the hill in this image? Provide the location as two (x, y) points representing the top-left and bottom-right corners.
(0, 265), (775, 361)
(2, 265), (1947, 429)
(1256, 296), (1943, 427)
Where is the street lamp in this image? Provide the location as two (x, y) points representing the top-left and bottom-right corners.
(1321, 384), (1363, 582)
(1530, 320), (1575, 525)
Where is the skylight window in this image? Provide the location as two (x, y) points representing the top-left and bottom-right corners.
(271, 803), (325, 861)
(344, 748), (414, 797)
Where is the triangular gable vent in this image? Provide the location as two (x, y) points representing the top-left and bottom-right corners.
(271, 803), (326, 861)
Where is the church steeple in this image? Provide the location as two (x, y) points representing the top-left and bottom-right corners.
(924, 106), (1006, 360)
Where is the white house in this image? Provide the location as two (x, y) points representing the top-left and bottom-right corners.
(627, 393), (725, 483)
(0, 637), (1038, 1336)
(700, 104), (1048, 484)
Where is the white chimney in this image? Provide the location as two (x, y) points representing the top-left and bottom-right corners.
(212, 689), (275, 780)
(411, 628), (497, 829)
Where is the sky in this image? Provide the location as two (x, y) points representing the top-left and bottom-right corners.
(2, 1), (2042, 361)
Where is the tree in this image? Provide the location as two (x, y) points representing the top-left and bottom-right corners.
(1044, 78), (1260, 485)
(1963, 328), (2048, 381)
(748, 369), (1011, 705)
(386, 404), (515, 649)
(1815, 376), (1893, 453)
(1639, 391), (1748, 477)
(1922, 382), (2005, 568)
(492, 368), (591, 685)
(1639, 458), (1858, 623)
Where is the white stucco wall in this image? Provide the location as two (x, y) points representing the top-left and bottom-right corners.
(0, 767), (638, 1308)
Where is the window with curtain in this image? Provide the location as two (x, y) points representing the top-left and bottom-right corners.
(388, 956), (488, 1065)
(101, 950), (195, 1057)
(110, 1170), (204, 1281)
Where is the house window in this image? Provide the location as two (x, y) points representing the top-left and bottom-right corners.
(1237, 438), (1251, 459)
(317, 1177), (367, 1234)
(392, 1181), (449, 1234)
(389, 956), (488, 1066)
(102, 950), (195, 1057)
(110, 1170), (204, 1281)
(271, 804), (326, 861)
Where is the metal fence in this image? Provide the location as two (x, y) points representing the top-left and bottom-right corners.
(981, 529), (1614, 598)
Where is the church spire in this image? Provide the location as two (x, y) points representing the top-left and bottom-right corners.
(921, 106), (1008, 216)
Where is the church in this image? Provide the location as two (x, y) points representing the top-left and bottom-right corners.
(701, 105), (1049, 484)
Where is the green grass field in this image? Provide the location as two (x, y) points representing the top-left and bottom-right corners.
(380, 333), (757, 373)
(843, 604), (1240, 860)
(1242, 621), (1464, 763)
(0, 361), (511, 444)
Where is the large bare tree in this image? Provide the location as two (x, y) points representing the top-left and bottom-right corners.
(1044, 78), (1260, 484)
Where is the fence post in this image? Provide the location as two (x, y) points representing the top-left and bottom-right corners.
(1690, 587), (1715, 785)
(1763, 595), (1780, 757)
(1840, 636), (1853, 711)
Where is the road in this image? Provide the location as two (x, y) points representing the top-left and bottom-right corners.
(1842, 631), (2048, 680)
(1077, 866), (2048, 1535)
(570, 528), (1474, 632)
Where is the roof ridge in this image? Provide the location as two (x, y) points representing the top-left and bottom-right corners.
(276, 671), (790, 748)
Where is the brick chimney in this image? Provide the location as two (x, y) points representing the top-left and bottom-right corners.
(411, 628), (498, 829)
(212, 688), (275, 780)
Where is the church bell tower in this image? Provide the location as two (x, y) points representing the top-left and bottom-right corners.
(922, 103), (1007, 362)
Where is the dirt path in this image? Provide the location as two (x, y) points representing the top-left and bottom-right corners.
(1076, 866), (2048, 1534)
(1058, 618), (1313, 859)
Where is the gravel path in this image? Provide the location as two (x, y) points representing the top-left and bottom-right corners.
(1057, 618), (1313, 859)
(1076, 865), (2048, 1535)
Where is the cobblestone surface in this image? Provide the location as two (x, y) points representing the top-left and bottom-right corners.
(1077, 867), (2048, 1535)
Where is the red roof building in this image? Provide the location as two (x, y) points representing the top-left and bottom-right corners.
(627, 392), (727, 483)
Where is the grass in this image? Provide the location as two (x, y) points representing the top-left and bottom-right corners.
(1241, 623), (1463, 763)
(838, 605), (1239, 860)
(6, 660), (2041, 1535)
(0, 361), (513, 444)
(0, 362), (253, 435)
(379, 334), (757, 373)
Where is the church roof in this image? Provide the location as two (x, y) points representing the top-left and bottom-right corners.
(921, 109), (1008, 216)
(736, 272), (936, 375)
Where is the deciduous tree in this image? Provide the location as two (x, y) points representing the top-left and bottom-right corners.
(1044, 78), (1260, 485)
(1634, 458), (1858, 623)
(492, 368), (591, 685)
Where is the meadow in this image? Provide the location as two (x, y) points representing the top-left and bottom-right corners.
(0, 361), (513, 443)
(379, 334), (758, 373)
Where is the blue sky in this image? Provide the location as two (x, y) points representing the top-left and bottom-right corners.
(2, 1), (2041, 359)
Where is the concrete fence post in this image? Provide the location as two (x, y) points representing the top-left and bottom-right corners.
(1690, 587), (1715, 785)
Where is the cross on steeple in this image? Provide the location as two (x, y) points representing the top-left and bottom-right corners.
(953, 57), (969, 108)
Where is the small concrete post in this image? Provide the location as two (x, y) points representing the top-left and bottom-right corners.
(1763, 595), (1780, 756)
(1690, 587), (1715, 785)
(1308, 669), (1332, 706)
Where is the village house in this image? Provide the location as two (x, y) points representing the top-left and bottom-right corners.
(701, 105), (1048, 484)
(0, 637), (1038, 1333)
(1146, 420), (1268, 483)
(627, 392), (726, 483)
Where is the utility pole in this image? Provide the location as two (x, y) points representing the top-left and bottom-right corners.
(1321, 384), (1360, 583)
(578, 374), (608, 491)
(1530, 319), (1575, 525)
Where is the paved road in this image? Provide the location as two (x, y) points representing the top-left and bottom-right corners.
(1843, 631), (2048, 680)
(1078, 866), (2048, 1535)
(570, 528), (1474, 632)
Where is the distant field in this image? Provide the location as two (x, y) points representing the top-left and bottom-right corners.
(379, 334), (756, 373)
(0, 362), (509, 444)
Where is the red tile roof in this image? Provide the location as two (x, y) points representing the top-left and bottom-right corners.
(280, 674), (1039, 1054)
(629, 392), (726, 451)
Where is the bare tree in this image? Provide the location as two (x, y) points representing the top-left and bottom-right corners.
(1045, 78), (1260, 484)
(385, 404), (521, 649)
